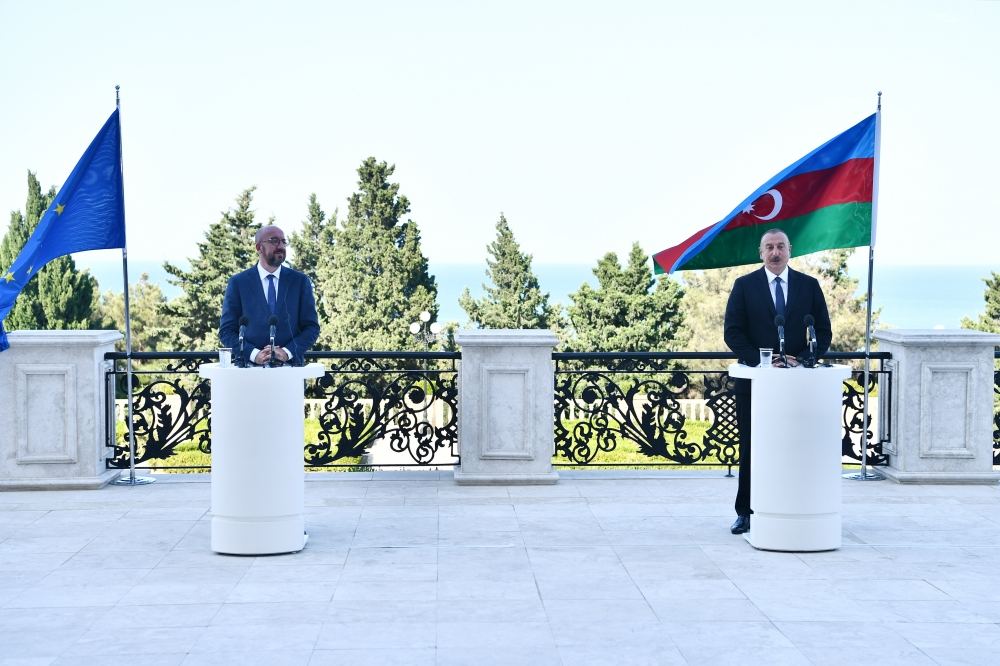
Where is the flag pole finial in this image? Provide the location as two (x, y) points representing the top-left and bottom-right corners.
(877, 90), (882, 111)
(115, 84), (120, 108)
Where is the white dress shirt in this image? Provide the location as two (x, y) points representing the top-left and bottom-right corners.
(765, 266), (789, 310)
(251, 263), (293, 363)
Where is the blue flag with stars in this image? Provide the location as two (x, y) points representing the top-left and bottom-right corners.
(0, 109), (126, 351)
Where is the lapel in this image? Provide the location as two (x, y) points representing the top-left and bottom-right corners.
(784, 267), (802, 318)
(274, 267), (292, 316)
(755, 267), (776, 318)
(254, 267), (273, 314)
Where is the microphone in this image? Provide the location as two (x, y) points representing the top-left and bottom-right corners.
(802, 314), (818, 368)
(237, 316), (248, 367)
(774, 314), (786, 362)
(268, 315), (278, 368)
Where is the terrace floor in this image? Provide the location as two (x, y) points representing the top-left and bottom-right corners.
(1, 470), (1000, 665)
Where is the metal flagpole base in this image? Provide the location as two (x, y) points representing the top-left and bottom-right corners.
(112, 474), (156, 486)
(843, 469), (885, 481)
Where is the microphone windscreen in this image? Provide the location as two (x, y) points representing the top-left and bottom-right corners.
(774, 314), (785, 327)
(239, 316), (249, 326)
(268, 315), (279, 326)
(803, 314), (815, 326)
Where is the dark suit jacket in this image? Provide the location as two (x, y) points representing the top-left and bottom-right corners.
(724, 266), (832, 391)
(219, 265), (320, 365)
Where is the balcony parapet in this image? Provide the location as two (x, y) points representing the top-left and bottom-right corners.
(875, 329), (1000, 484)
(0, 330), (122, 489)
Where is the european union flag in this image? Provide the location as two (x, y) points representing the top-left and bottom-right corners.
(0, 109), (127, 351)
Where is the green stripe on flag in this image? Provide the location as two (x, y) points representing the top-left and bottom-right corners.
(676, 202), (872, 271)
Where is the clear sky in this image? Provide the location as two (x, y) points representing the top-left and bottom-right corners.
(1, 0), (998, 271)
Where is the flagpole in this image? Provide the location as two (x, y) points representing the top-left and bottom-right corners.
(111, 85), (154, 487)
(845, 92), (884, 482)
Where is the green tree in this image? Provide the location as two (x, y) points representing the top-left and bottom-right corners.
(162, 188), (259, 350)
(566, 242), (685, 352)
(92, 273), (171, 351)
(290, 193), (336, 326)
(961, 271), (1000, 333)
(316, 158), (438, 350)
(459, 213), (553, 329)
(0, 171), (96, 331)
(678, 265), (747, 358)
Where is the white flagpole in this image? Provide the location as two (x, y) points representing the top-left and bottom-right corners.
(845, 92), (884, 482)
(111, 85), (154, 486)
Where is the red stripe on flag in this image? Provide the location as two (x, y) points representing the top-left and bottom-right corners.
(725, 157), (873, 231)
(651, 223), (714, 274)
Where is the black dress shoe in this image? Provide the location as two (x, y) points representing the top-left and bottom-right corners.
(730, 515), (750, 534)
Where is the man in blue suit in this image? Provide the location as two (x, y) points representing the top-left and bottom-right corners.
(723, 228), (832, 535)
(219, 225), (320, 366)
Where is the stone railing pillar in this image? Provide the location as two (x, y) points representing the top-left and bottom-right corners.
(454, 330), (559, 485)
(875, 329), (1000, 484)
(0, 330), (122, 489)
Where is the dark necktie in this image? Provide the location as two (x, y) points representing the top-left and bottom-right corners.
(774, 276), (786, 318)
(267, 274), (276, 314)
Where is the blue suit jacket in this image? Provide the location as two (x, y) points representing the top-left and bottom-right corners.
(724, 266), (832, 391)
(219, 265), (320, 365)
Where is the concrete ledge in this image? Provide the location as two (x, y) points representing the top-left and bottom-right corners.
(453, 471), (559, 485)
(0, 469), (121, 490)
(878, 468), (1000, 485)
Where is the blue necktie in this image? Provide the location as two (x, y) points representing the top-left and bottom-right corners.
(774, 277), (786, 318)
(266, 274), (276, 314)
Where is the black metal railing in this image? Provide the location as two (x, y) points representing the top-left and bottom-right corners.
(552, 351), (891, 471)
(106, 349), (893, 472)
(994, 350), (999, 465)
(105, 351), (459, 471)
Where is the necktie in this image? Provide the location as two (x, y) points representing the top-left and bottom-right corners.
(266, 274), (276, 314)
(774, 277), (786, 318)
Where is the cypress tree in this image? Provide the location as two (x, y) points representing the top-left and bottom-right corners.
(316, 158), (438, 350)
(962, 271), (1000, 334)
(162, 187), (259, 350)
(459, 213), (553, 329)
(289, 193), (335, 326)
(567, 242), (685, 352)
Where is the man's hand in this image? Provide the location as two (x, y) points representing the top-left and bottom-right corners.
(254, 346), (289, 365)
(253, 348), (270, 365)
(773, 354), (799, 368)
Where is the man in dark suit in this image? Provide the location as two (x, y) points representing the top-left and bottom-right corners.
(219, 225), (320, 366)
(723, 228), (832, 535)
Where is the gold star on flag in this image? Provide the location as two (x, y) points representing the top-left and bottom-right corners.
(27, 265), (33, 274)
(55, 203), (65, 215)
(3, 272), (13, 283)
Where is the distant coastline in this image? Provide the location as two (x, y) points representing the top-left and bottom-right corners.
(74, 257), (993, 331)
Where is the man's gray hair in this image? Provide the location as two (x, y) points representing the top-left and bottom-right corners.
(759, 228), (790, 245)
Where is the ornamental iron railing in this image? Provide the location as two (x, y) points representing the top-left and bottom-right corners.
(105, 351), (459, 470)
(994, 350), (999, 466)
(552, 352), (890, 471)
(105, 350), (891, 472)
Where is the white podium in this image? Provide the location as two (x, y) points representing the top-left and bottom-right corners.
(728, 363), (851, 552)
(199, 362), (325, 555)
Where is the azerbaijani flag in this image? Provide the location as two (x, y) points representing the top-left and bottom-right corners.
(652, 114), (876, 273)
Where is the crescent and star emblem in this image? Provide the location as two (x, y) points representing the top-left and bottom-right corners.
(742, 189), (783, 221)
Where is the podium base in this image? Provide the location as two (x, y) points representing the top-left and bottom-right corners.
(211, 515), (306, 555)
(743, 512), (840, 552)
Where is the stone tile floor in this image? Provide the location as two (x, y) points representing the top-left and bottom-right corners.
(1, 470), (999, 665)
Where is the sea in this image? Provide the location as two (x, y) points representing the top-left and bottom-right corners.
(76, 258), (995, 331)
